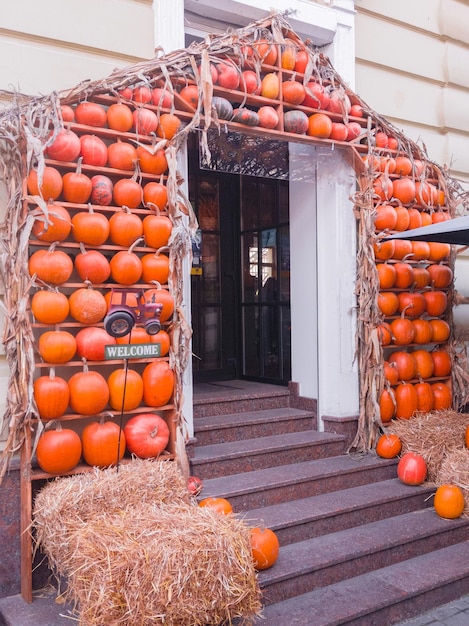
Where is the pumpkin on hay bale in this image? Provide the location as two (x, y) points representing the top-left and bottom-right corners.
(386, 410), (469, 482)
(33, 459), (262, 625)
(436, 448), (469, 518)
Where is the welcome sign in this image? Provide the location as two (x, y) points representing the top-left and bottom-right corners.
(104, 343), (161, 360)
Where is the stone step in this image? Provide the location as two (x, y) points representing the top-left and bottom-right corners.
(243, 478), (435, 546)
(257, 540), (469, 625)
(257, 508), (469, 606)
(193, 384), (290, 418)
(198, 454), (398, 511)
(193, 407), (315, 446)
(191, 430), (346, 479)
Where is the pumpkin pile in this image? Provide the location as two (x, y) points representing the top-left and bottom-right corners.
(370, 151), (454, 422)
(28, 93), (181, 474)
(32, 459), (262, 625)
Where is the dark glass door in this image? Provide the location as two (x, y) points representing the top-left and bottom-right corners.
(188, 138), (291, 385)
(240, 177), (291, 383)
(189, 170), (239, 382)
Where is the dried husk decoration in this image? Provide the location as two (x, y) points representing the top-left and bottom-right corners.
(32, 459), (262, 625)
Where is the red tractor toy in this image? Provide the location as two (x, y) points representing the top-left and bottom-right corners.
(104, 288), (163, 338)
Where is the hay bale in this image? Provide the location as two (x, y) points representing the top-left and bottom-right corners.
(386, 410), (469, 481)
(436, 448), (469, 518)
(33, 459), (262, 625)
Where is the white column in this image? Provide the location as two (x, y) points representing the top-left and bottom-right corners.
(153, 0), (185, 54)
(315, 147), (359, 424)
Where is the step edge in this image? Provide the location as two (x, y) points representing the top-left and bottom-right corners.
(257, 511), (469, 584)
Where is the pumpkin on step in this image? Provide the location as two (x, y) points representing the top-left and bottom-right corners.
(250, 526), (279, 570)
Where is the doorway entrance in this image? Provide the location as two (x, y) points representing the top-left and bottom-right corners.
(188, 136), (291, 385)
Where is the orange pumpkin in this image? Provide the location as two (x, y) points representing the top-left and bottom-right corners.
(136, 145), (168, 175)
(75, 101), (107, 127)
(199, 497), (233, 515)
(36, 422), (82, 474)
(38, 330), (77, 364)
(143, 182), (168, 211)
(427, 264), (453, 289)
(433, 484), (465, 519)
(109, 242), (143, 285)
(31, 290), (69, 324)
(34, 368), (70, 420)
(107, 368), (143, 411)
(376, 433), (402, 459)
(142, 212), (172, 249)
(31, 204), (72, 242)
(429, 319), (450, 343)
(392, 177), (416, 205)
(107, 103), (133, 132)
(282, 80), (306, 105)
(307, 113), (332, 139)
(431, 351), (451, 377)
(390, 316), (415, 346)
(379, 388), (396, 422)
(424, 290), (447, 317)
(411, 319), (433, 345)
(72, 205), (110, 245)
(62, 158), (92, 204)
(81, 416), (125, 468)
(69, 287), (108, 324)
(156, 113), (181, 140)
(374, 205), (397, 231)
(431, 382), (452, 411)
(68, 365), (109, 415)
(250, 526), (279, 570)
(394, 206), (410, 232)
(142, 360), (174, 407)
(150, 329), (171, 356)
(143, 287), (174, 322)
(107, 140), (138, 171)
(376, 263), (396, 289)
(384, 361), (399, 385)
(377, 292), (399, 317)
(74, 246), (111, 284)
(395, 382), (418, 419)
(27, 166), (63, 201)
(113, 178), (143, 209)
(28, 245), (73, 285)
(141, 249), (170, 284)
(109, 207), (144, 247)
(412, 350), (434, 379)
(388, 351), (416, 381)
(415, 381), (434, 413)
(412, 267), (431, 289)
(393, 262), (414, 289)
(465, 424), (469, 448)
(428, 242), (450, 262)
(373, 240), (395, 261)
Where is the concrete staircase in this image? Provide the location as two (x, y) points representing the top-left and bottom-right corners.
(191, 382), (469, 626)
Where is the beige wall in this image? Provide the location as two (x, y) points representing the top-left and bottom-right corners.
(0, 0), (155, 97)
(355, 0), (469, 185)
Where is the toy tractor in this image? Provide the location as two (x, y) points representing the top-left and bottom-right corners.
(104, 288), (163, 338)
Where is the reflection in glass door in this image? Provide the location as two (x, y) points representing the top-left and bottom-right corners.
(241, 178), (291, 383)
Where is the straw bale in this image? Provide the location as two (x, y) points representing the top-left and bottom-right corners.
(33, 459), (262, 625)
(386, 410), (469, 481)
(436, 448), (469, 517)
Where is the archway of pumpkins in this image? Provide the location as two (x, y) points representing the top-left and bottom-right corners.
(0, 11), (467, 481)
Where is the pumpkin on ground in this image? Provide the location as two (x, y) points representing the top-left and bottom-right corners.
(375, 433), (401, 459)
(433, 484), (465, 519)
(250, 526), (280, 570)
(198, 497), (233, 515)
(397, 452), (427, 486)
